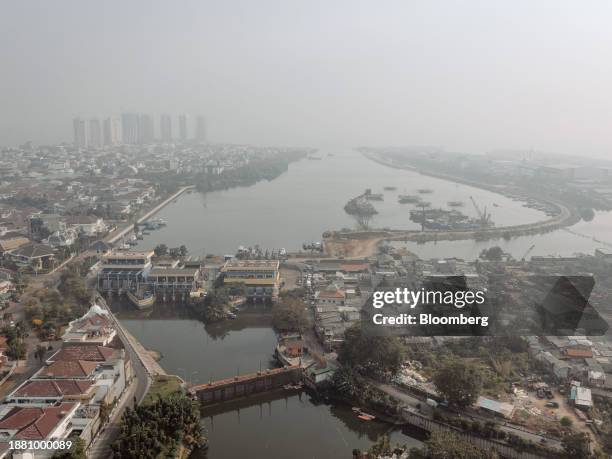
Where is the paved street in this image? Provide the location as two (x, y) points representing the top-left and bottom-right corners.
(88, 296), (152, 458)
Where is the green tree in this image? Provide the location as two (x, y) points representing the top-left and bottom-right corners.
(6, 339), (26, 360)
(560, 416), (573, 427)
(154, 243), (168, 257)
(480, 246), (504, 261)
(368, 435), (392, 457)
(433, 360), (483, 407)
(34, 344), (47, 363)
(52, 437), (85, 459)
(272, 297), (307, 332)
(112, 393), (205, 458)
(339, 324), (404, 377)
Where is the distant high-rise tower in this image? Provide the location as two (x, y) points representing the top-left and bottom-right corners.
(73, 118), (87, 148)
(121, 113), (139, 144)
(88, 119), (103, 148)
(195, 115), (207, 143)
(178, 114), (189, 141)
(103, 116), (122, 145)
(160, 114), (172, 142)
(138, 114), (154, 144)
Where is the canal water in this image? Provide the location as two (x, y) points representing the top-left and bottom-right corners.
(116, 305), (421, 458)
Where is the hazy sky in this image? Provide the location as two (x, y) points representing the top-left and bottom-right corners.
(2, 1), (612, 155)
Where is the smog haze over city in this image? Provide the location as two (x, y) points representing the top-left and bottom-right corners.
(2, 0), (612, 156)
(4, 2), (612, 459)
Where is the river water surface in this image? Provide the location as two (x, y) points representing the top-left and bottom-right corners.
(132, 149), (553, 255)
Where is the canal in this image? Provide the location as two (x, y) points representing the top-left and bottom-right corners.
(115, 305), (422, 458)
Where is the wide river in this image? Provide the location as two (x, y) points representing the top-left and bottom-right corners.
(118, 148), (612, 458)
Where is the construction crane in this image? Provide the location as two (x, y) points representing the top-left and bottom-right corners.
(521, 244), (536, 261)
(469, 196), (491, 227)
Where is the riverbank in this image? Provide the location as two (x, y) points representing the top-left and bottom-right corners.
(104, 185), (195, 244)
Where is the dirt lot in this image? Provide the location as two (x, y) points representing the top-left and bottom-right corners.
(323, 237), (382, 257)
(513, 387), (595, 440)
(280, 266), (300, 291)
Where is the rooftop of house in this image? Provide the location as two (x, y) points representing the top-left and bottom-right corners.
(339, 263), (370, 273)
(564, 347), (594, 359)
(0, 402), (77, 440)
(48, 345), (115, 363)
(38, 360), (99, 379)
(65, 215), (101, 225)
(102, 250), (154, 260)
(11, 379), (94, 398)
(0, 237), (30, 252)
(70, 313), (113, 332)
(10, 243), (55, 259)
(222, 259), (279, 271)
(317, 287), (346, 299)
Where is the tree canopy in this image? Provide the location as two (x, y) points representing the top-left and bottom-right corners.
(339, 324), (404, 377)
(272, 297), (307, 332)
(112, 393), (204, 458)
(433, 360), (483, 407)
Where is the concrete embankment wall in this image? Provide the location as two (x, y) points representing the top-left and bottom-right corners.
(106, 185), (194, 244)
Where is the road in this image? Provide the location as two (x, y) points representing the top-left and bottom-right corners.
(371, 380), (563, 451)
(105, 185), (194, 244)
(88, 295), (152, 459)
(1, 190), (193, 457)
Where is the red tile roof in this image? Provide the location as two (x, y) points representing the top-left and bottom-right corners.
(49, 345), (114, 362)
(339, 263), (369, 273)
(0, 402), (76, 440)
(564, 347), (593, 358)
(38, 360), (98, 379)
(318, 289), (345, 299)
(13, 379), (94, 398)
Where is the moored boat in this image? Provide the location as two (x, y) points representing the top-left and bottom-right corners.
(126, 290), (155, 309)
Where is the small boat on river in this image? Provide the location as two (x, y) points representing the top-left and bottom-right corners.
(126, 290), (155, 310)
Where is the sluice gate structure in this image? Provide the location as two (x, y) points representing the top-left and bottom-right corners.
(190, 366), (302, 406)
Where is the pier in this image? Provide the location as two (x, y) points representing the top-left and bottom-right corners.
(190, 366), (302, 406)
(105, 185), (195, 244)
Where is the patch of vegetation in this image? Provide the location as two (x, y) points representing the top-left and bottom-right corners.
(339, 323), (404, 379)
(272, 296), (307, 332)
(52, 437), (86, 459)
(142, 375), (183, 406)
(113, 391), (205, 458)
(2, 324), (28, 360)
(25, 267), (92, 339)
(433, 360), (483, 407)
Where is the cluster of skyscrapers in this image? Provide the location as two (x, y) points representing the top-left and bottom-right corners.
(72, 113), (206, 148)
